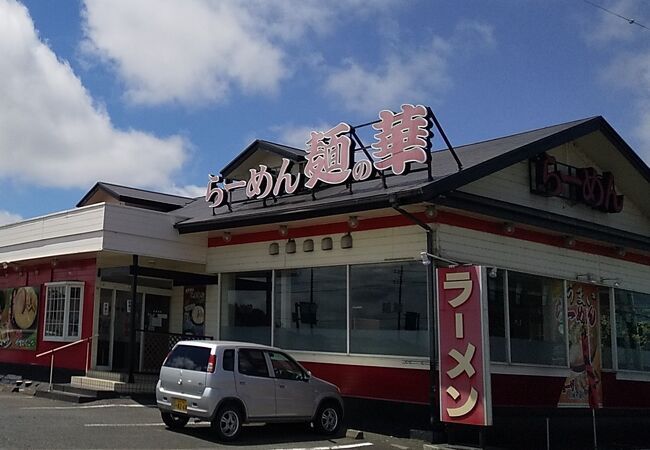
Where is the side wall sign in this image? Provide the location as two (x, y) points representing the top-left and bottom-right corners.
(437, 266), (492, 426)
(206, 104), (434, 208)
(531, 153), (624, 213)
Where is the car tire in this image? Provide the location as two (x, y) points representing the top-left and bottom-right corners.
(313, 401), (342, 435)
(161, 411), (189, 430)
(212, 404), (243, 441)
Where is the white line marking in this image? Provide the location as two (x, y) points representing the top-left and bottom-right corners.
(85, 423), (165, 427)
(272, 443), (373, 450)
(23, 404), (147, 410)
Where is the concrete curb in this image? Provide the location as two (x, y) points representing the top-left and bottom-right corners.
(345, 429), (364, 439)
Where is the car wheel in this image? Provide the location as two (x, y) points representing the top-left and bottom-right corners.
(313, 402), (342, 435)
(212, 404), (243, 441)
(161, 411), (189, 429)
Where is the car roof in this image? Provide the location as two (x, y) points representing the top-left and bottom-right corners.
(173, 340), (278, 351)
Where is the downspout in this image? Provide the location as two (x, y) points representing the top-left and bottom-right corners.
(390, 200), (444, 443)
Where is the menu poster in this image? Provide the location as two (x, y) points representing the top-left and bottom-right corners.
(558, 282), (603, 408)
(183, 286), (206, 336)
(0, 286), (39, 351)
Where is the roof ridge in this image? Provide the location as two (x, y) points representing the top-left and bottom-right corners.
(445, 116), (598, 152)
(97, 181), (193, 200)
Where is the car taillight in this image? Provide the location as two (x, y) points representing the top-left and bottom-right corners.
(207, 353), (217, 373)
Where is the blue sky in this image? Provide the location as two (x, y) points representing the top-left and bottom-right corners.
(1, 0), (649, 224)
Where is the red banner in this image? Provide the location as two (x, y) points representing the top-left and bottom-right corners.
(437, 266), (492, 426)
(558, 282), (603, 408)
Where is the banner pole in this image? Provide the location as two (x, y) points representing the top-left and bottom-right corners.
(592, 408), (597, 450)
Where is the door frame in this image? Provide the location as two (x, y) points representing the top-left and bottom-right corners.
(95, 282), (172, 371)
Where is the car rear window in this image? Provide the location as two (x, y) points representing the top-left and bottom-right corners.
(164, 344), (211, 372)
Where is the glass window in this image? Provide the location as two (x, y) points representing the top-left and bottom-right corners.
(615, 290), (650, 372)
(267, 351), (306, 381)
(487, 269), (507, 362)
(238, 348), (270, 377)
(164, 345), (210, 371)
(508, 272), (566, 366)
(44, 283), (84, 341)
(350, 262), (428, 356)
(599, 288), (613, 370)
(220, 271), (272, 345)
(274, 267), (347, 352)
(223, 349), (234, 371)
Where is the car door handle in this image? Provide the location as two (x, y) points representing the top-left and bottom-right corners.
(278, 384), (286, 389)
(239, 381), (246, 385)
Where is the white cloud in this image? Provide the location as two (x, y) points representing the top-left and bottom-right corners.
(0, 0), (189, 190)
(167, 184), (205, 199)
(324, 21), (495, 114)
(0, 210), (23, 226)
(274, 123), (333, 150)
(81, 0), (398, 107)
(80, 0), (307, 106)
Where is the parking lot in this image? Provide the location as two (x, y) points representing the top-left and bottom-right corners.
(0, 391), (426, 450)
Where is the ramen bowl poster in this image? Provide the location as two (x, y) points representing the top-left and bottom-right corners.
(0, 287), (39, 351)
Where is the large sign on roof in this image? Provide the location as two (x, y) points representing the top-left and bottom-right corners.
(206, 104), (434, 209)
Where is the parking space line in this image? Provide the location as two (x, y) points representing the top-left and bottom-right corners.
(272, 443), (373, 450)
(85, 423), (165, 427)
(23, 404), (148, 410)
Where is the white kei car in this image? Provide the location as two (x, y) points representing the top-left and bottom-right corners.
(156, 340), (344, 441)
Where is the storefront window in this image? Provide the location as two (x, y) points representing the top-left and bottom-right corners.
(487, 269), (507, 362)
(349, 262), (428, 357)
(615, 290), (650, 372)
(599, 288), (613, 370)
(274, 267), (346, 352)
(220, 271), (272, 345)
(508, 272), (566, 366)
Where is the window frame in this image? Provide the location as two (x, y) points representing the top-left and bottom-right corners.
(43, 281), (84, 342)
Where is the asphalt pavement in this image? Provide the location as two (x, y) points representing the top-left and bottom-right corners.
(0, 390), (428, 450)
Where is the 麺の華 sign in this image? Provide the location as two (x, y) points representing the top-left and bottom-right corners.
(437, 266), (492, 426)
(205, 104), (434, 208)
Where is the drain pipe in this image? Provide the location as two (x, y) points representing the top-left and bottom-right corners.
(391, 199), (444, 443)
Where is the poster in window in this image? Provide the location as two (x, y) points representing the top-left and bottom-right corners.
(558, 282), (603, 408)
(0, 286), (39, 351)
(183, 286), (206, 336)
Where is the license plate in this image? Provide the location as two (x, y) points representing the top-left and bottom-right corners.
(171, 398), (187, 413)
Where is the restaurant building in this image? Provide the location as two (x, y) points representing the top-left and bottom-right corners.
(0, 111), (649, 446)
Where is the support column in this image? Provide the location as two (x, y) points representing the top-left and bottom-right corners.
(128, 254), (139, 383)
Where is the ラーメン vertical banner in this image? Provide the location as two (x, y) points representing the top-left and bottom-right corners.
(558, 282), (603, 408)
(437, 266), (492, 426)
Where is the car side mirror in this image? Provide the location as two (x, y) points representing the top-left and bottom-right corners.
(303, 370), (311, 381)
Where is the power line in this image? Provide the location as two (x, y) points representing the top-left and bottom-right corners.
(583, 0), (650, 31)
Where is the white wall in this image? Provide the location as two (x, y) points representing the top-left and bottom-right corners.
(437, 223), (650, 294)
(460, 154), (650, 238)
(0, 204), (105, 262)
(206, 224), (427, 273)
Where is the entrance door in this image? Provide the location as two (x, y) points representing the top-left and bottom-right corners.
(96, 288), (114, 369)
(95, 286), (172, 372)
(140, 294), (171, 372)
(112, 291), (143, 372)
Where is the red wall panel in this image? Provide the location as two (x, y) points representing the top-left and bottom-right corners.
(0, 258), (96, 371)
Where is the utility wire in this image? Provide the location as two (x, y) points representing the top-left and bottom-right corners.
(583, 0), (650, 31)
